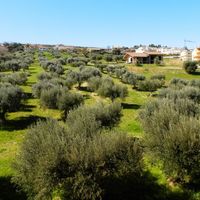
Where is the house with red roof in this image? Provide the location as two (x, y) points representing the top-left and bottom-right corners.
(124, 51), (163, 64)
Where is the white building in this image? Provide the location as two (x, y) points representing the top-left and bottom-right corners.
(160, 47), (182, 55)
(192, 48), (200, 62)
(180, 50), (192, 61)
(135, 46), (156, 53)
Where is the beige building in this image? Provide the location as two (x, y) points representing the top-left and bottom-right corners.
(124, 52), (163, 64)
(192, 48), (200, 62)
(180, 50), (192, 61)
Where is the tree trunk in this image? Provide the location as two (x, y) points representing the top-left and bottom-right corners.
(0, 112), (6, 125)
(78, 82), (81, 90)
(62, 109), (69, 121)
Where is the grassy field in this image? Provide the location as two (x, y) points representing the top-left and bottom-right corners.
(0, 55), (200, 199)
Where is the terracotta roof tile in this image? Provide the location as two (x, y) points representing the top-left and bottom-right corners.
(125, 51), (163, 58)
(125, 52), (149, 57)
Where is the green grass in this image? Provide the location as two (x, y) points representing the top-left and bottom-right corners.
(43, 51), (55, 60)
(127, 58), (200, 82)
(119, 88), (149, 136)
(1, 55), (200, 199)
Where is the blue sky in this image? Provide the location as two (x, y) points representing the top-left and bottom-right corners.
(0, 0), (199, 47)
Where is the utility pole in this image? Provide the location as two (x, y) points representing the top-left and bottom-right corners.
(184, 39), (196, 49)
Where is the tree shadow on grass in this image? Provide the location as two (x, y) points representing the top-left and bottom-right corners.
(183, 180), (200, 194)
(76, 86), (91, 92)
(19, 104), (36, 112)
(83, 94), (91, 100)
(0, 177), (27, 200)
(23, 92), (33, 99)
(103, 171), (192, 200)
(192, 71), (200, 75)
(0, 115), (46, 131)
(0, 171), (194, 200)
(121, 103), (141, 110)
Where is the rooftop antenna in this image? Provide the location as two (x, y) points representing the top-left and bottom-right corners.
(184, 39), (196, 49)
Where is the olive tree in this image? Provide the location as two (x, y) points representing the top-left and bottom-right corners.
(57, 91), (84, 120)
(97, 78), (128, 101)
(13, 113), (143, 200)
(137, 79), (164, 92)
(139, 86), (200, 185)
(87, 77), (102, 92)
(104, 54), (113, 62)
(0, 83), (23, 122)
(67, 102), (122, 129)
(121, 72), (145, 88)
(4, 60), (21, 72)
(66, 67), (101, 89)
(183, 61), (198, 74)
(1, 72), (28, 85)
(40, 87), (62, 109)
(32, 81), (60, 98)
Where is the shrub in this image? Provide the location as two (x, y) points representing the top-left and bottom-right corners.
(0, 72), (28, 85)
(150, 74), (165, 81)
(64, 77), (77, 89)
(0, 83), (23, 122)
(87, 77), (102, 92)
(66, 67), (102, 89)
(58, 57), (67, 65)
(92, 102), (122, 128)
(162, 117), (200, 184)
(57, 91), (84, 120)
(13, 117), (143, 200)
(183, 61), (198, 74)
(181, 86), (200, 103)
(0, 63), (7, 72)
(37, 72), (52, 81)
(158, 86), (200, 104)
(40, 60), (64, 75)
(95, 64), (107, 72)
(40, 87), (62, 109)
(121, 72), (145, 87)
(4, 59), (21, 72)
(104, 54), (113, 62)
(67, 102), (122, 130)
(136, 74), (146, 81)
(71, 61), (85, 68)
(137, 79), (164, 92)
(80, 66), (102, 81)
(4, 42), (24, 52)
(170, 78), (189, 89)
(66, 105), (101, 138)
(48, 63), (64, 75)
(115, 68), (127, 79)
(105, 65), (116, 75)
(113, 55), (123, 63)
(121, 72), (137, 86)
(40, 60), (49, 70)
(32, 81), (59, 98)
(104, 65), (125, 77)
(140, 85), (200, 185)
(66, 70), (80, 87)
(189, 79), (200, 88)
(97, 78), (128, 101)
(20, 61), (29, 71)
